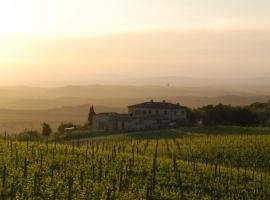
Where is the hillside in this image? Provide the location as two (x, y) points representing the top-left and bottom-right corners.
(0, 95), (269, 110)
(0, 85), (269, 110)
(0, 105), (125, 133)
(0, 84), (268, 100)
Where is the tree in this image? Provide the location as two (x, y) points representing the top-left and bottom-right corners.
(88, 106), (96, 127)
(196, 104), (258, 126)
(42, 122), (52, 138)
(18, 129), (40, 141)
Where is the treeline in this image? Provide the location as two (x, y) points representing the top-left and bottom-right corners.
(187, 101), (270, 126)
(16, 122), (89, 141)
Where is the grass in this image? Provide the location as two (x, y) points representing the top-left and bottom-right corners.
(57, 125), (270, 142)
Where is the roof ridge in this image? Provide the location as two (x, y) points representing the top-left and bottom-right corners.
(128, 101), (184, 109)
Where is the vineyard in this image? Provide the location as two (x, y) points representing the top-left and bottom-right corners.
(1, 127), (270, 199)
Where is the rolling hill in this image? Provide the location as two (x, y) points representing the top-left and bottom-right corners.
(0, 85), (269, 133)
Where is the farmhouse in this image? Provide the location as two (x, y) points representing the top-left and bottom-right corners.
(92, 100), (187, 131)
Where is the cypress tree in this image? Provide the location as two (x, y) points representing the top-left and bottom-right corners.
(88, 106), (96, 127)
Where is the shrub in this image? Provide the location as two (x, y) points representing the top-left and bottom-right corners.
(17, 129), (40, 141)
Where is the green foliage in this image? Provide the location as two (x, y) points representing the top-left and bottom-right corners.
(195, 104), (258, 126)
(58, 130), (118, 141)
(42, 122), (52, 137)
(249, 101), (270, 125)
(193, 101), (270, 127)
(1, 128), (270, 199)
(17, 129), (40, 141)
(88, 106), (96, 127)
(184, 106), (198, 125)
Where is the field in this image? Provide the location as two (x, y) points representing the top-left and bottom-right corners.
(1, 127), (270, 199)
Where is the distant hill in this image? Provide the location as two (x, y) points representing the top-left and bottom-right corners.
(109, 76), (270, 91)
(0, 85), (269, 110)
(0, 94), (269, 110)
(0, 84), (268, 100)
(0, 85), (269, 133)
(1, 95), (270, 133)
(0, 105), (125, 133)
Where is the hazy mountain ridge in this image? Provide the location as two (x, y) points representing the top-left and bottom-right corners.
(2, 75), (270, 90)
(0, 84), (269, 133)
(0, 83), (268, 99)
(1, 95), (270, 110)
(0, 84), (269, 110)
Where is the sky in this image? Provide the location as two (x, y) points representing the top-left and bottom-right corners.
(0, 0), (270, 85)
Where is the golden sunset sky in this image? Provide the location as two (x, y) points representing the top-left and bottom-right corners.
(0, 0), (269, 85)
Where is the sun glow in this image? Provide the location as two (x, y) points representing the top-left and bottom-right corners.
(0, 0), (269, 85)
(0, 0), (130, 36)
(1, 0), (269, 37)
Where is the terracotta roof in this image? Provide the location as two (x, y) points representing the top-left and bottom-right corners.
(128, 101), (185, 109)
